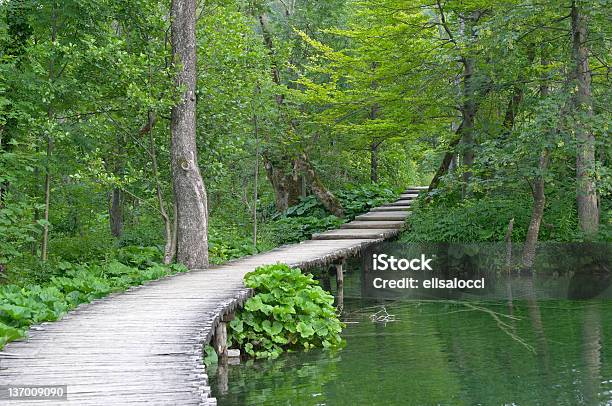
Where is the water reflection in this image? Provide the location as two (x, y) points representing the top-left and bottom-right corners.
(210, 252), (612, 406)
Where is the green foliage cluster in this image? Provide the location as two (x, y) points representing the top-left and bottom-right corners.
(335, 184), (398, 219)
(227, 264), (344, 359)
(272, 215), (345, 245)
(0, 200), (41, 264)
(271, 184), (398, 244)
(401, 192), (595, 243)
(208, 227), (260, 264)
(0, 260), (188, 349)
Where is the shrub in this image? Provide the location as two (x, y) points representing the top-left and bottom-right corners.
(228, 264), (344, 359)
(335, 184), (398, 219)
(0, 200), (41, 265)
(208, 227), (258, 264)
(272, 215), (345, 245)
(402, 197), (530, 242)
(402, 192), (591, 243)
(114, 246), (163, 269)
(49, 233), (114, 263)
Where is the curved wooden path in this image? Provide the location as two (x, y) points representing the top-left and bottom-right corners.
(0, 187), (425, 405)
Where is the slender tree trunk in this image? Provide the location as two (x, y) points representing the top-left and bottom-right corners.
(522, 53), (552, 269)
(253, 113), (259, 249)
(370, 141), (379, 183)
(109, 188), (123, 237)
(40, 135), (52, 261)
(31, 161), (40, 255)
(0, 129), (6, 208)
(41, 8), (57, 262)
(461, 57), (476, 193)
(109, 133), (125, 238)
(369, 74), (380, 184)
(145, 112), (175, 264)
(170, 0), (208, 269)
(430, 57), (478, 194)
(522, 151), (549, 269)
(429, 122), (464, 192)
(571, 1), (599, 238)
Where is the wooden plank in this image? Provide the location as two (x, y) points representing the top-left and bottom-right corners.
(395, 201), (415, 206)
(340, 220), (405, 229)
(312, 228), (399, 240)
(355, 211), (410, 221)
(370, 206), (411, 212)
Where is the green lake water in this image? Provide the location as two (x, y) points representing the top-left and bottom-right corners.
(209, 265), (612, 405)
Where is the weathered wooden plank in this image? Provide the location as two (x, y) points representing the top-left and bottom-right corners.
(340, 220), (405, 229)
(370, 206), (412, 212)
(355, 211), (410, 221)
(379, 199), (412, 207)
(312, 228), (399, 240)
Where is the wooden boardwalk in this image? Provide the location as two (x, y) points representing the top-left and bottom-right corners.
(0, 187), (425, 405)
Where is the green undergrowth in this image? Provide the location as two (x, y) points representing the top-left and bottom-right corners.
(402, 191), (611, 242)
(0, 257), (188, 349)
(224, 264), (344, 360)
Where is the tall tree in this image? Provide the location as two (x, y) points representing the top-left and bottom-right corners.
(170, 0), (208, 269)
(570, 0), (599, 238)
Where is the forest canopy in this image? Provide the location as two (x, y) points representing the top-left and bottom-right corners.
(0, 0), (609, 280)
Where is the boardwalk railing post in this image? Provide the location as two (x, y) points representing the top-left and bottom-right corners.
(214, 321), (228, 358)
(335, 260), (345, 287)
(334, 260), (345, 313)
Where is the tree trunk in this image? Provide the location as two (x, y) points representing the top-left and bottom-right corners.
(428, 123), (463, 192)
(258, 14), (301, 210)
(262, 152), (301, 212)
(170, 0), (208, 269)
(461, 57), (476, 193)
(109, 188), (123, 238)
(144, 111), (176, 264)
(41, 9), (57, 262)
(369, 76), (380, 184)
(571, 1), (599, 238)
(0, 129), (6, 208)
(252, 113), (259, 248)
(40, 135), (52, 261)
(109, 131), (125, 238)
(296, 153), (344, 217)
(522, 151), (549, 269)
(258, 13), (334, 213)
(522, 53), (552, 269)
(370, 141), (379, 183)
